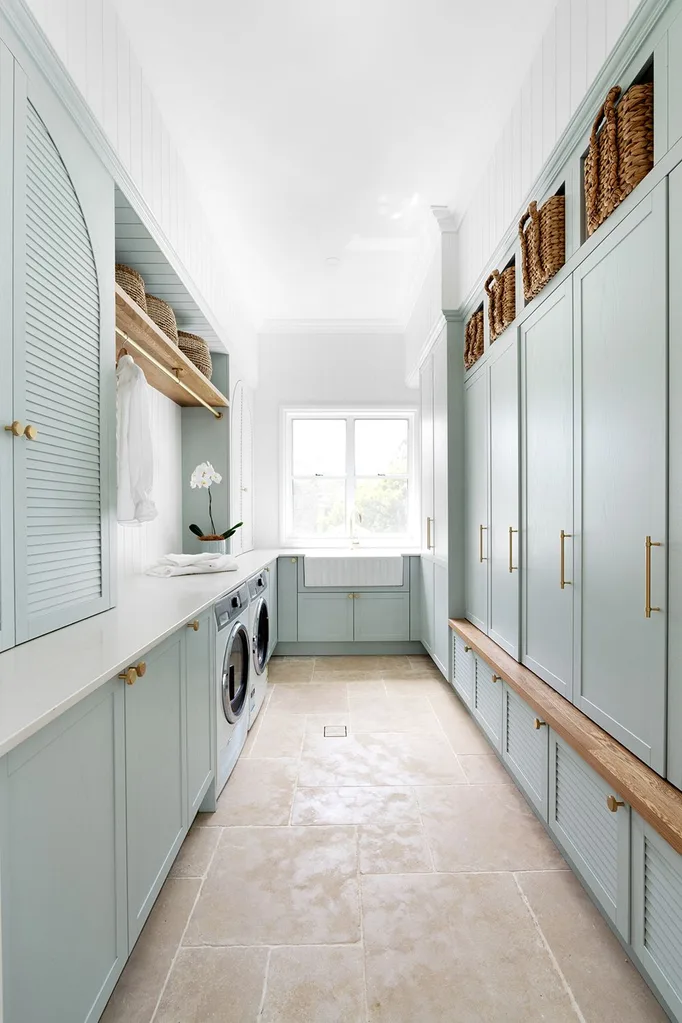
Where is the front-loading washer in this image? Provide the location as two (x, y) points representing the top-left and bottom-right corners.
(247, 567), (271, 728)
(215, 583), (251, 795)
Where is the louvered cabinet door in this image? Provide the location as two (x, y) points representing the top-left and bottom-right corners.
(472, 655), (503, 750)
(549, 734), (630, 938)
(632, 815), (682, 1020)
(501, 686), (549, 818)
(452, 632), (474, 707)
(12, 71), (114, 642)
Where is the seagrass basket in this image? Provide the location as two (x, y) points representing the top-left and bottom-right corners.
(584, 82), (654, 236)
(115, 264), (147, 311)
(464, 309), (484, 370)
(145, 294), (179, 345)
(485, 265), (516, 342)
(519, 195), (565, 302)
(178, 331), (213, 379)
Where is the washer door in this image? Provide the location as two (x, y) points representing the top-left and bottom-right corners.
(222, 621), (250, 723)
(252, 597), (270, 675)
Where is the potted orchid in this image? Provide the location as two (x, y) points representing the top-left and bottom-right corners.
(188, 461), (243, 554)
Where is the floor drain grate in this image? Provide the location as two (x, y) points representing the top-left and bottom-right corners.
(323, 725), (348, 738)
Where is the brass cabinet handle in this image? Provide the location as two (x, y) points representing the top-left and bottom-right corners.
(491, 674), (502, 684)
(290, 557), (297, 563)
(23, 424), (38, 440)
(464, 645), (471, 653)
(560, 530), (572, 589)
(119, 666), (138, 686)
(533, 718), (546, 729)
(4, 420), (22, 437)
(187, 619), (200, 631)
(479, 524), (487, 563)
(348, 593), (354, 599)
(606, 795), (625, 813)
(645, 536), (662, 618)
(135, 661), (146, 677)
(508, 527), (518, 573)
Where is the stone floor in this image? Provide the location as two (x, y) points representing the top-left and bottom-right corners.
(102, 654), (668, 1023)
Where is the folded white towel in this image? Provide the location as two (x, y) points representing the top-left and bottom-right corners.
(147, 553), (239, 577)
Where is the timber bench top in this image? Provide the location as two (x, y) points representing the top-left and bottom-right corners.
(449, 618), (682, 856)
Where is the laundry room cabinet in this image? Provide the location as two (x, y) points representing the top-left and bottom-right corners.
(669, 162), (682, 790)
(185, 609), (213, 818)
(464, 364), (489, 633)
(0, 34), (115, 653)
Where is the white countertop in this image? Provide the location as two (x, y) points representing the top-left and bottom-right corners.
(0, 549), (280, 760)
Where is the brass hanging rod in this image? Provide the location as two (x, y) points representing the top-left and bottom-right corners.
(115, 325), (222, 419)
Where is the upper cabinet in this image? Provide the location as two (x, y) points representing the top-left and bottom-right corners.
(464, 366), (488, 633)
(0, 43), (114, 650)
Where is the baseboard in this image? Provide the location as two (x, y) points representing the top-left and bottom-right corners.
(273, 641), (427, 656)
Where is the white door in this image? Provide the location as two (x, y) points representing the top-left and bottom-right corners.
(432, 331), (448, 563)
(420, 356), (434, 552)
(521, 281), (573, 697)
(464, 368), (488, 632)
(488, 336), (520, 658)
(574, 183), (667, 773)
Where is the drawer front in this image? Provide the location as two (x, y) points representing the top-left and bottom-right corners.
(472, 656), (503, 749)
(452, 633), (474, 707)
(549, 734), (630, 938)
(502, 686), (548, 818)
(632, 815), (682, 1020)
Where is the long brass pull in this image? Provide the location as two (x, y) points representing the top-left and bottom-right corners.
(560, 530), (572, 589)
(479, 524), (487, 563)
(508, 527), (518, 573)
(426, 517), (433, 550)
(645, 536), (662, 618)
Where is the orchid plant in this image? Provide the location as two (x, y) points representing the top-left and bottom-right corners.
(188, 462), (243, 541)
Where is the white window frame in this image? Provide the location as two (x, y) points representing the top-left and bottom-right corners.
(280, 407), (419, 548)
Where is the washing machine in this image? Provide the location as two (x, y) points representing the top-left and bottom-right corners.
(247, 567), (272, 728)
(215, 583), (251, 795)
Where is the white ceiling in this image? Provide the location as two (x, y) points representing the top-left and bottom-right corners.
(114, 0), (557, 330)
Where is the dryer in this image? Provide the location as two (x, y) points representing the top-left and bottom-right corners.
(247, 567), (272, 728)
(215, 583), (251, 795)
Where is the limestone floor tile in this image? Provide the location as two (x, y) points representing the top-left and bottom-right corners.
(269, 683), (350, 715)
(184, 826), (359, 946)
(304, 712), (352, 738)
(384, 676), (451, 697)
(292, 785), (422, 825)
(418, 784), (565, 872)
(169, 824), (221, 878)
(362, 872), (577, 1023)
(349, 693), (442, 734)
(154, 947), (268, 1023)
(428, 692), (496, 754)
(458, 753), (512, 784)
(358, 823), (433, 873)
(298, 731), (467, 787)
(405, 655), (444, 678)
(245, 708), (308, 758)
(101, 878), (200, 1023)
(517, 870), (669, 1022)
(261, 945), (366, 1023)
(207, 758), (299, 826)
(268, 656), (316, 682)
(313, 655), (411, 681)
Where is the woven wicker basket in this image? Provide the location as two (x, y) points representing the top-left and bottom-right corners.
(178, 331), (213, 380)
(115, 264), (147, 311)
(519, 195), (565, 302)
(485, 266), (516, 342)
(584, 82), (654, 236)
(145, 294), (179, 345)
(464, 309), (484, 370)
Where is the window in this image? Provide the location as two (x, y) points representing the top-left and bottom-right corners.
(282, 409), (417, 546)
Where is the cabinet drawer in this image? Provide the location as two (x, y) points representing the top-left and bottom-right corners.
(502, 686), (548, 818)
(452, 633), (474, 707)
(549, 735), (630, 938)
(353, 592), (409, 642)
(632, 815), (682, 1020)
(472, 656), (503, 750)
(297, 593), (354, 642)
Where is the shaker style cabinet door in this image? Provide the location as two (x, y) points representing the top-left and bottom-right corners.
(668, 162), (682, 790)
(573, 182), (667, 773)
(0, 41), (14, 652)
(185, 610), (213, 818)
(432, 330), (448, 562)
(521, 281), (573, 698)
(488, 337), (520, 658)
(464, 369), (488, 632)
(11, 66), (114, 643)
(421, 355), (434, 552)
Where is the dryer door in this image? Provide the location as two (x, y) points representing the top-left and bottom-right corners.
(222, 621), (250, 723)
(252, 597), (270, 675)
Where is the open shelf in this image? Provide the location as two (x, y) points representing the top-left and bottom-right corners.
(115, 284), (229, 411)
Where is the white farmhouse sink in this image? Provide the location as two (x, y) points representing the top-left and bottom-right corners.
(303, 552), (404, 588)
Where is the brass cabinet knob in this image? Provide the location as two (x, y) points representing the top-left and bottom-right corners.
(534, 718), (546, 729)
(464, 645), (471, 653)
(119, 667), (138, 686)
(348, 593), (354, 599)
(23, 424), (38, 440)
(606, 794), (625, 813)
(187, 619), (200, 631)
(4, 421), (22, 437)
(492, 674), (502, 684)
(135, 661), (147, 678)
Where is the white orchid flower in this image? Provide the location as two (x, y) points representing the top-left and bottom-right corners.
(190, 461), (222, 489)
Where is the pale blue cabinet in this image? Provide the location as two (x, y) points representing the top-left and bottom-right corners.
(185, 610), (213, 818)
(433, 561), (449, 675)
(452, 631), (474, 707)
(353, 591), (409, 642)
(277, 556), (299, 641)
(472, 655), (503, 750)
(669, 8), (682, 152)
(0, 41), (14, 653)
(0, 681), (127, 1023)
(419, 556), (436, 654)
(501, 685), (549, 818)
(125, 632), (186, 947)
(464, 369), (489, 633)
(669, 162), (682, 790)
(520, 281), (573, 699)
(298, 592), (354, 642)
(267, 560), (278, 656)
(573, 183), (667, 773)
